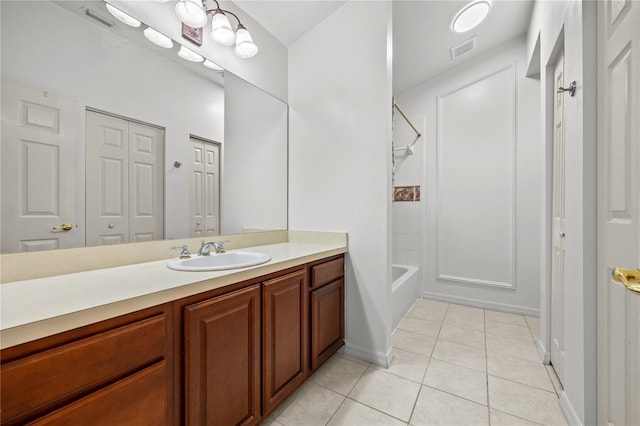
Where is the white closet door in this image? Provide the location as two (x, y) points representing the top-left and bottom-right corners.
(86, 111), (164, 246)
(85, 111), (129, 246)
(189, 138), (220, 238)
(128, 122), (164, 243)
(1, 81), (77, 253)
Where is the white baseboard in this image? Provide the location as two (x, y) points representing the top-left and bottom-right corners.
(559, 391), (581, 426)
(422, 291), (540, 317)
(537, 339), (551, 364)
(342, 341), (394, 368)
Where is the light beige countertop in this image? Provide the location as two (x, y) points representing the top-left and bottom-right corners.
(0, 231), (347, 349)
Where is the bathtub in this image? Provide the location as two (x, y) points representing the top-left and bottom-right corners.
(392, 264), (420, 329)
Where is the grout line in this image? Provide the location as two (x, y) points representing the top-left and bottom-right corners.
(486, 373), (558, 395)
(323, 395), (348, 426)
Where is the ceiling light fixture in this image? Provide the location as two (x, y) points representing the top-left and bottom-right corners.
(203, 59), (224, 70)
(451, 0), (492, 33)
(105, 4), (141, 27)
(173, 0), (258, 58)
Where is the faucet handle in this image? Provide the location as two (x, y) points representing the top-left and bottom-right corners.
(171, 245), (191, 259)
(212, 240), (231, 253)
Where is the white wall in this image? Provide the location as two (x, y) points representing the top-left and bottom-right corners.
(223, 72), (288, 234)
(289, 1), (394, 365)
(526, 1), (598, 424)
(395, 37), (542, 316)
(111, 0), (288, 102)
(1, 0), (224, 243)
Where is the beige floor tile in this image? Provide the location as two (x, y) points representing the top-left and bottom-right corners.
(486, 333), (540, 362)
(275, 381), (345, 426)
(488, 376), (567, 426)
(486, 321), (536, 342)
(261, 417), (286, 426)
(485, 310), (528, 327)
(489, 409), (541, 425)
(431, 339), (486, 372)
(545, 364), (564, 394)
(444, 306), (485, 331)
(443, 315), (486, 332)
(423, 358), (488, 405)
(336, 350), (372, 367)
(487, 354), (554, 392)
(348, 368), (421, 422)
(407, 301), (447, 322)
(392, 329), (436, 356)
(327, 399), (407, 426)
(525, 316), (541, 340)
(439, 322), (486, 349)
(397, 316), (442, 338)
(309, 354), (368, 395)
(414, 298), (449, 312)
(410, 386), (489, 426)
(374, 348), (429, 383)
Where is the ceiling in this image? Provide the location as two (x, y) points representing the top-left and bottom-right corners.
(233, 0), (534, 94)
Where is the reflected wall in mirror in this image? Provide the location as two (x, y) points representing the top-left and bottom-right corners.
(0, 0), (288, 254)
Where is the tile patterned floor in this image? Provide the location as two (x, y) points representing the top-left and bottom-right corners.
(264, 299), (567, 426)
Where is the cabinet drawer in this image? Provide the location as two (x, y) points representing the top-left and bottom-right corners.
(28, 361), (168, 425)
(311, 257), (344, 289)
(1, 314), (167, 425)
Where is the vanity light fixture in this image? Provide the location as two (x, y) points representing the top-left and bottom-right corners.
(173, 0), (258, 58)
(451, 0), (492, 33)
(143, 27), (174, 48)
(178, 45), (204, 62)
(105, 3), (141, 27)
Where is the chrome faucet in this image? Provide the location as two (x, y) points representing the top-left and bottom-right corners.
(199, 240), (230, 256)
(171, 245), (192, 259)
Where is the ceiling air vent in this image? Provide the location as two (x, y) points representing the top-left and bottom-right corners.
(450, 37), (476, 60)
(83, 7), (116, 28)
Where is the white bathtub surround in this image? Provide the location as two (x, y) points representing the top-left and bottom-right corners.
(391, 264), (420, 329)
(394, 36), (542, 317)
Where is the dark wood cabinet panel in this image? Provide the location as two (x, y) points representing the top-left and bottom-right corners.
(261, 269), (308, 417)
(28, 361), (168, 426)
(310, 278), (345, 371)
(310, 257), (344, 289)
(1, 310), (171, 426)
(184, 285), (261, 426)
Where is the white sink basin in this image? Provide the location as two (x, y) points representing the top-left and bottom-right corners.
(167, 251), (271, 271)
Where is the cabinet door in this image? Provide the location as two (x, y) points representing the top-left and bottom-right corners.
(185, 285), (260, 426)
(310, 278), (345, 371)
(262, 270), (307, 417)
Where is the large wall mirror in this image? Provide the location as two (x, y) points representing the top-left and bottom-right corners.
(0, 0), (288, 254)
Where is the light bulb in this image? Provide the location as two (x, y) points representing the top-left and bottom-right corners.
(144, 27), (173, 48)
(234, 26), (258, 58)
(178, 45), (204, 62)
(210, 10), (235, 46)
(204, 60), (224, 71)
(175, 0), (207, 28)
(105, 4), (141, 27)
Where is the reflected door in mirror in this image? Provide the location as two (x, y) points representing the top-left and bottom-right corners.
(85, 110), (164, 246)
(1, 81), (78, 252)
(189, 138), (220, 238)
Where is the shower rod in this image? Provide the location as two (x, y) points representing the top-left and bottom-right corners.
(393, 102), (421, 138)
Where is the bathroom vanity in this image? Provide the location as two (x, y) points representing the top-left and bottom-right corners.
(0, 234), (346, 425)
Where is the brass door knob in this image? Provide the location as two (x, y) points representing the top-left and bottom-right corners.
(612, 267), (640, 295)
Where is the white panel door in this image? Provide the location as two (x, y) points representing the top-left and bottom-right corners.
(189, 138), (220, 238)
(597, 1), (640, 425)
(128, 122), (164, 243)
(1, 81), (77, 253)
(86, 111), (164, 246)
(551, 52), (566, 385)
(86, 111), (129, 246)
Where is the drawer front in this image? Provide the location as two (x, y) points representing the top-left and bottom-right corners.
(28, 361), (168, 426)
(311, 257), (344, 289)
(1, 314), (167, 424)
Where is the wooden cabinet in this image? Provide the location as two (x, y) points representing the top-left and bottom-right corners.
(0, 254), (345, 425)
(184, 285), (261, 426)
(261, 270), (308, 417)
(309, 256), (345, 371)
(0, 304), (173, 426)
